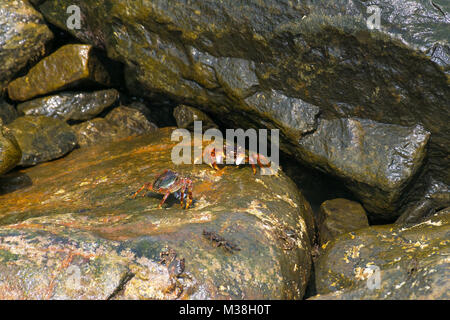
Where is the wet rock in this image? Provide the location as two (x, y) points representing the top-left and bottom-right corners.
(297, 118), (430, 220)
(318, 199), (369, 245)
(7, 44), (114, 101)
(396, 178), (450, 226)
(0, 99), (18, 125)
(173, 105), (217, 131)
(6, 116), (77, 166)
(312, 211), (450, 299)
(105, 106), (158, 136)
(0, 128), (313, 299)
(0, 0), (53, 93)
(17, 89), (119, 121)
(0, 125), (21, 175)
(72, 118), (121, 147)
(38, 0), (450, 191)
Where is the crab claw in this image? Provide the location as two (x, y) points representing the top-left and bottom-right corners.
(235, 153), (246, 165)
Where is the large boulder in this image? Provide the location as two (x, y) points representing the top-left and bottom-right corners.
(0, 124), (21, 175)
(297, 118), (430, 220)
(6, 116), (77, 166)
(0, 128), (314, 299)
(7, 44), (115, 101)
(312, 209), (450, 299)
(0, 0), (53, 93)
(38, 0), (449, 214)
(17, 89), (120, 121)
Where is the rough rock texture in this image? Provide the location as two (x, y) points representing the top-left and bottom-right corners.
(17, 89), (120, 121)
(0, 99), (18, 125)
(312, 210), (450, 299)
(72, 106), (158, 148)
(38, 0), (449, 214)
(105, 106), (158, 136)
(0, 125), (21, 175)
(6, 116), (77, 166)
(318, 198), (369, 245)
(396, 178), (450, 226)
(72, 118), (123, 147)
(7, 44), (114, 101)
(173, 104), (217, 131)
(0, 0), (53, 93)
(0, 128), (313, 299)
(298, 118), (430, 219)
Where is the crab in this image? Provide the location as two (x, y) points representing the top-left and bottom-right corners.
(199, 142), (274, 174)
(159, 247), (189, 299)
(131, 169), (193, 209)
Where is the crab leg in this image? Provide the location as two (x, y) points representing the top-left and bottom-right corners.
(180, 185), (186, 208)
(185, 181), (193, 209)
(132, 182), (152, 198)
(158, 191), (171, 208)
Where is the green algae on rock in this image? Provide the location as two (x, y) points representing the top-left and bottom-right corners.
(318, 198), (369, 245)
(6, 116), (77, 166)
(0, 128), (313, 299)
(17, 89), (120, 121)
(0, 0), (53, 93)
(312, 210), (450, 299)
(7, 44), (114, 101)
(297, 118), (430, 220)
(0, 124), (21, 175)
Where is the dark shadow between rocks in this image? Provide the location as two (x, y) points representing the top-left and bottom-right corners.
(0, 170), (32, 195)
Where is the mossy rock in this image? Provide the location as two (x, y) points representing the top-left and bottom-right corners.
(0, 125), (21, 175)
(6, 116), (77, 166)
(0, 0), (53, 93)
(318, 198), (369, 245)
(0, 128), (313, 299)
(17, 89), (120, 121)
(312, 210), (450, 299)
(7, 44), (114, 101)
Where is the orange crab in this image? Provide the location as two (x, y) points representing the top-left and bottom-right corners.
(200, 143), (274, 174)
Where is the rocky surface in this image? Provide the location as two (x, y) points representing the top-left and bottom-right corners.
(318, 198), (369, 245)
(72, 118), (122, 148)
(17, 89), (120, 121)
(7, 44), (114, 101)
(173, 105), (217, 131)
(0, 0), (53, 94)
(312, 210), (450, 299)
(6, 116), (77, 166)
(396, 178), (450, 226)
(0, 128), (314, 299)
(0, 124), (21, 175)
(105, 106), (158, 136)
(72, 106), (158, 147)
(298, 118), (430, 220)
(38, 0), (450, 199)
(0, 99), (18, 125)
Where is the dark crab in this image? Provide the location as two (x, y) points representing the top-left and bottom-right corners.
(132, 169), (193, 209)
